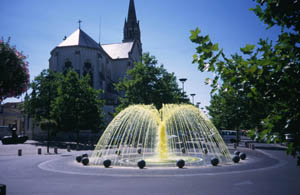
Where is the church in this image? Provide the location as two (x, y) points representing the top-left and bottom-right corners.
(49, 0), (142, 115)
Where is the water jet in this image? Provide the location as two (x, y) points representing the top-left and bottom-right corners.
(90, 104), (232, 167)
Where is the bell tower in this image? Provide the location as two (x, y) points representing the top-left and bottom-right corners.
(123, 0), (141, 43)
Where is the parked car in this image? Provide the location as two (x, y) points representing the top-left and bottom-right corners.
(220, 130), (239, 143)
(1, 135), (28, 144)
(1, 125), (28, 145)
(285, 133), (295, 143)
(0, 126), (11, 140)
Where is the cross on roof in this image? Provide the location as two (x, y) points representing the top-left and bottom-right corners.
(78, 20), (82, 29)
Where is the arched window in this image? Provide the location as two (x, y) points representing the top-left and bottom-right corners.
(83, 62), (93, 87)
(63, 61), (73, 74)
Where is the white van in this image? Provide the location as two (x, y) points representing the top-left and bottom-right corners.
(220, 130), (238, 143)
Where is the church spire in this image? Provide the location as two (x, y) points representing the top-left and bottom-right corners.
(123, 0), (141, 43)
(128, 0), (137, 23)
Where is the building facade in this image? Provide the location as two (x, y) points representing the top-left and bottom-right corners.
(49, 0), (142, 109)
(19, 0), (142, 140)
(0, 102), (25, 136)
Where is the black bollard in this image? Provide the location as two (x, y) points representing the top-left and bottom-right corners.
(176, 159), (185, 168)
(211, 157), (219, 166)
(137, 148), (142, 154)
(38, 148), (42, 155)
(0, 184), (6, 195)
(76, 155), (83, 163)
(232, 155), (240, 163)
(82, 157), (89, 166)
(18, 149), (22, 156)
(245, 142), (249, 148)
(181, 148), (186, 154)
(233, 143), (237, 149)
(239, 153), (246, 160)
(54, 147), (58, 154)
(137, 160), (146, 169)
(103, 159), (112, 168)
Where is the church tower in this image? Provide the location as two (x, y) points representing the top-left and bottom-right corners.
(123, 0), (141, 43)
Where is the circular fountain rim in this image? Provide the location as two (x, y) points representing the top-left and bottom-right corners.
(38, 149), (287, 177)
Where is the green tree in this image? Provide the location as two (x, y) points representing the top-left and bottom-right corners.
(208, 89), (250, 131)
(115, 53), (187, 112)
(190, 0), (300, 164)
(50, 70), (104, 146)
(0, 38), (29, 103)
(24, 69), (62, 122)
(24, 69), (62, 144)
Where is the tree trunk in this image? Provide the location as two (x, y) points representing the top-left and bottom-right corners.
(47, 128), (50, 153)
(76, 129), (79, 151)
(236, 129), (240, 146)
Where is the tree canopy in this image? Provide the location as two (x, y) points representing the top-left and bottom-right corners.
(24, 69), (62, 122)
(190, 0), (300, 165)
(51, 70), (104, 133)
(24, 69), (105, 143)
(115, 53), (188, 112)
(0, 38), (29, 103)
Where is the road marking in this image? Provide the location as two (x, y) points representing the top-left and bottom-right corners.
(234, 180), (253, 186)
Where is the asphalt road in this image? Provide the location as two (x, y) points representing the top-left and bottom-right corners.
(0, 143), (299, 195)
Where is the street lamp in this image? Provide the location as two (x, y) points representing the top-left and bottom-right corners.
(179, 78), (187, 94)
(190, 93), (196, 105)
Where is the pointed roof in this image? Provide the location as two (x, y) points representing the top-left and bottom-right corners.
(127, 0), (137, 23)
(58, 29), (100, 49)
(102, 42), (134, 59)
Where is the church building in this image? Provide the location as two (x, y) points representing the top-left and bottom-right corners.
(49, 0), (142, 113)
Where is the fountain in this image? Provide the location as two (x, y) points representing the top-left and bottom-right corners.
(90, 104), (232, 167)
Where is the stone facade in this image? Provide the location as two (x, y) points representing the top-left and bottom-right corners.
(49, 0), (142, 108)
(0, 102), (25, 136)
(18, 0), (142, 140)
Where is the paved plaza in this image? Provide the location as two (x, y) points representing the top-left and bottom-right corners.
(0, 141), (300, 195)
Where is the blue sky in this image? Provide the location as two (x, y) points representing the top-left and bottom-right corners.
(0, 0), (281, 109)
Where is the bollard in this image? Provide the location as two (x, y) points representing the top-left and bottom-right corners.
(54, 147), (58, 154)
(251, 144), (255, 150)
(0, 184), (6, 195)
(67, 145), (71, 152)
(233, 143), (237, 149)
(38, 148), (42, 155)
(245, 142), (249, 148)
(18, 149), (22, 156)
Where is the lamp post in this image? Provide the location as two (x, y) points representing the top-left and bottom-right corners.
(179, 78), (187, 94)
(190, 93), (196, 105)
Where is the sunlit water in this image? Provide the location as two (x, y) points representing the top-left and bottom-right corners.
(90, 104), (231, 167)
